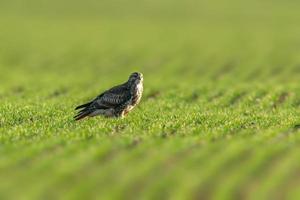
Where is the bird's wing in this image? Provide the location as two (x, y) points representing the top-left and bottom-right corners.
(92, 84), (131, 109)
(74, 84), (130, 120)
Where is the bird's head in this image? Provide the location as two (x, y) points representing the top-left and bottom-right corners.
(128, 72), (143, 85)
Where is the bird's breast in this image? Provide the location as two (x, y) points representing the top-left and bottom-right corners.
(131, 82), (143, 106)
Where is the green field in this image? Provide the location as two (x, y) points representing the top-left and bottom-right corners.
(1, 0), (300, 199)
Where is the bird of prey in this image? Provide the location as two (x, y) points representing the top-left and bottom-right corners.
(74, 72), (143, 121)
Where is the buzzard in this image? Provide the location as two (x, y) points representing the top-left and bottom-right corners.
(74, 72), (143, 121)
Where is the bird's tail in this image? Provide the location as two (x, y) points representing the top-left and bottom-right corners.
(74, 108), (93, 121)
(74, 101), (93, 121)
(75, 101), (92, 110)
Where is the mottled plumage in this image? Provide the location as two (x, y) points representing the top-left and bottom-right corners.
(74, 72), (143, 120)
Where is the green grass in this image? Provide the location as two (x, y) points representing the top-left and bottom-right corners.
(1, 0), (300, 199)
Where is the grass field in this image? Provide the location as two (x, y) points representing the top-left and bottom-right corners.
(1, 0), (300, 199)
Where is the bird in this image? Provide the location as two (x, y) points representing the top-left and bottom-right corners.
(74, 72), (143, 121)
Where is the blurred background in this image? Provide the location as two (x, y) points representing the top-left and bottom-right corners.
(1, 0), (300, 199)
(1, 0), (300, 90)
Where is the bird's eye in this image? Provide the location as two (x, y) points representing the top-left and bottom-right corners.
(132, 72), (139, 77)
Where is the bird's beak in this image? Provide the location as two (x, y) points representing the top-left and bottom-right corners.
(139, 74), (143, 81)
